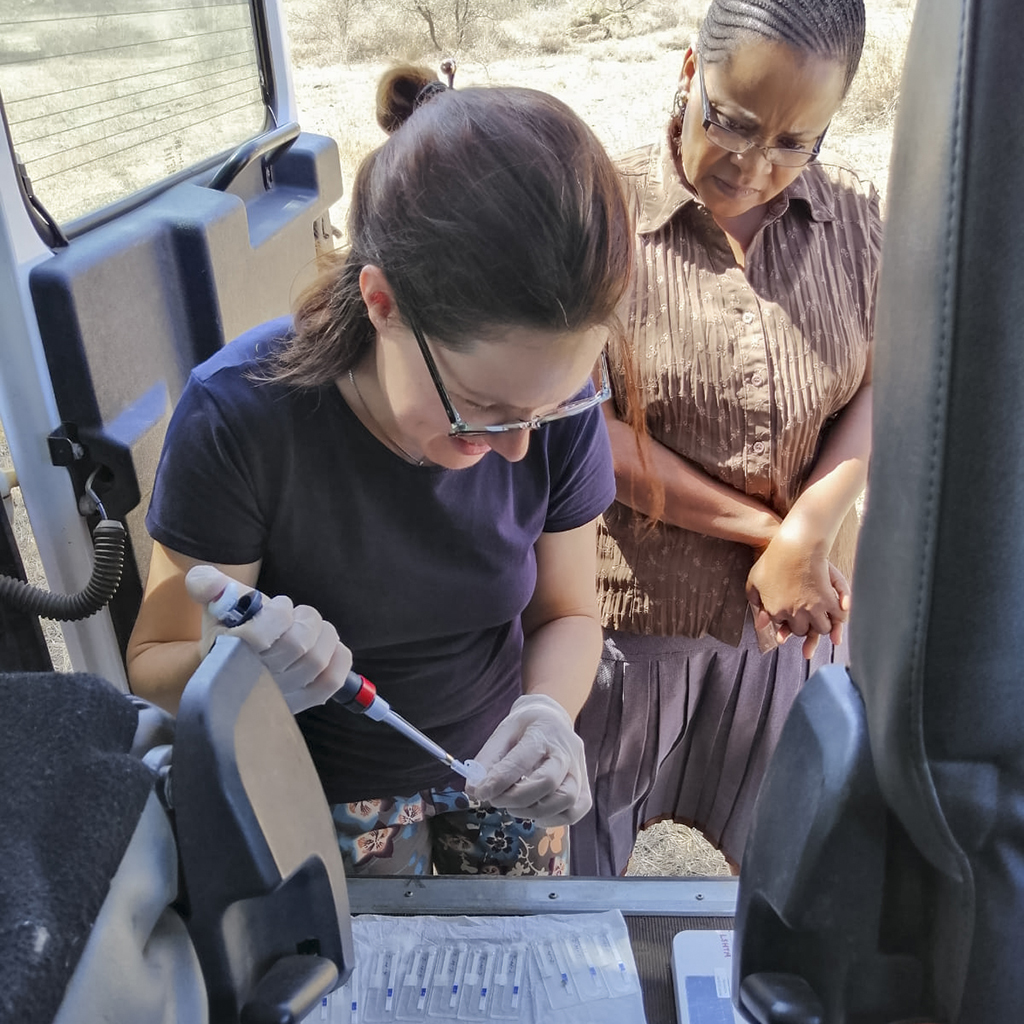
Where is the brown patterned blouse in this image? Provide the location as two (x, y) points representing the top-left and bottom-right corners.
(597, 133), (883, 644)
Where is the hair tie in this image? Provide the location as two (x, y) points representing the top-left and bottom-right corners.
(414, 80), (449, 110)
(414, 58), (456, 111)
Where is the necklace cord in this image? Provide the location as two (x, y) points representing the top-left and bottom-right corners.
(347, 369), (425, 466)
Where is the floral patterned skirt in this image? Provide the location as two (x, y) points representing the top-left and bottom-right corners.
(330, 788), (569, 877)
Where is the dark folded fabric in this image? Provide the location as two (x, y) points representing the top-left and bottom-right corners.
(0, 672), (154, 1024)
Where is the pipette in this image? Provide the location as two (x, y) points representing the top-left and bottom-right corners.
(332, 669), (485, 782)
(207, 579), (486, 783)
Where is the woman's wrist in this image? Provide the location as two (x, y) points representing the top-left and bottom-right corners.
(748, 509), (783, 554)
(773, 506), (831, 558)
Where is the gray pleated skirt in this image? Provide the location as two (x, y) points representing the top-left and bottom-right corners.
(571, 614), (843, 875)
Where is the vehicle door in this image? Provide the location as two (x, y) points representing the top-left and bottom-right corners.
(0, 0), (342, 682)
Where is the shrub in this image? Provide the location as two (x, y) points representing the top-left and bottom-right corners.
(285, 0), (697, 65)
(287, 0), (536, 64)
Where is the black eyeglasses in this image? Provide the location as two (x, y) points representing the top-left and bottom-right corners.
(411, 324), (612, 437)
(697, 55), (827, 168)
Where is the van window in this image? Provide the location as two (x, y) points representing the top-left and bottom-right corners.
(0, 0), (268, 228)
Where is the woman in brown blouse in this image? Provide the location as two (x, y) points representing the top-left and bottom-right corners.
(573, 0), (882, 875)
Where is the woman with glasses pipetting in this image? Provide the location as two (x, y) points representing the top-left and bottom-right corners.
(572, 0), (882, 876)
(125, 64), (632, 877)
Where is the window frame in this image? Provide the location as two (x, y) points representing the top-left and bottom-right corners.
(0, 0), (282, 245)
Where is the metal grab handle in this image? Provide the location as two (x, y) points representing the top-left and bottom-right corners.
(207, 121), (300, 192)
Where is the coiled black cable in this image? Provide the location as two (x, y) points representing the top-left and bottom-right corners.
(0, 519), (126, 621)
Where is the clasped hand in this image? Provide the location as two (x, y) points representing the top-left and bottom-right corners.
(746, 530), (851, 659)
(466, 693), (591, 828)
(185, 565), (351, 714)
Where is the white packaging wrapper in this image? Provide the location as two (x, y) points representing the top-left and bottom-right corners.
(303, 909), (645, 1024)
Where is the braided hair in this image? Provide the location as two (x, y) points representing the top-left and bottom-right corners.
(697, 0), (866, 94)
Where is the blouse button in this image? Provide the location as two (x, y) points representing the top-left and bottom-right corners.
(751, 372), (764, 386)
(742, 311), (755, 324)
(752, 441), (766, 455)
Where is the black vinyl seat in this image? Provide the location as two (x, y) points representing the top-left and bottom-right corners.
(733, 0), (1024, 1020)
(0, 636), (352, 1024)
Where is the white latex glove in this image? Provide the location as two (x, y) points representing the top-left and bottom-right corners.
(465, 693), (591, 827)
(184, 565), (352, 715)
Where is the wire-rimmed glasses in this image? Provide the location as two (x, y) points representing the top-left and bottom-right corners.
(411, 324), (612, 437)
(697, 55), (828, 168)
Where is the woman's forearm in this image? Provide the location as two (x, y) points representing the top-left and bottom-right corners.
(781, 383), (873, 551)
(606, 412), (780, 549)
(520, 613), (603, 720)
(520, 523), (604, 718)
(747, 382), (872, 643)
(126, 639), (203, 714)
(126, 542), (261, 714)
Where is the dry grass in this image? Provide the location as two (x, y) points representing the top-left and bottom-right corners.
(627, 820), (732, 876)
(284, 0), (915, 239)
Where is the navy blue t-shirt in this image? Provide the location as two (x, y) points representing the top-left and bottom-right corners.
(146, 317), (616, 802)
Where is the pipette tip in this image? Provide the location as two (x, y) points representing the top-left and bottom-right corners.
(451, 758), (487, 784)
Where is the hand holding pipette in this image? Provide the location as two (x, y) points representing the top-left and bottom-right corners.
(184, 565), (484, 781)
(187, 565), (352, 715)
(466, 693), (592, 826)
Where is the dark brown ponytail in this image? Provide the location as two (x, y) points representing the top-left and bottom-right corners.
(375, 63), (443, 135)
(267, 66), (632, 390)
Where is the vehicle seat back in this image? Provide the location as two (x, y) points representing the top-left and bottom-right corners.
(734, 0), (1024, 1018)
(0, 669), (187, 1023)
(0, 637), (353, 1024)
(173, 637), (353, 1022)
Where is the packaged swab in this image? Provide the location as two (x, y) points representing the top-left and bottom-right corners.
(533, 939), (578, 1010)
(489, 945), (526, 1020)
(364, 948), (400, 1021)
(564, 932), (609, 1000)
(428, 942), (467, 1017)
(396, 945), (436, 1020)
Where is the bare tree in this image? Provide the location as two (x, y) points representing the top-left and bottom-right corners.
(409, 3), (442, 50)
(402, 0), (483, 52)
(452, 0), (477, 47)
